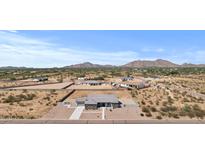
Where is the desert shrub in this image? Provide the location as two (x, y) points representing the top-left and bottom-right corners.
(9, 77), (16, 81)
(197, 98), (204, 103)
(156, 115), (162, 120)
(187, 112), (195, 118)
(53, 103), (57, 106)
(160, 106), (177, 112)
(46, 102), (50, 106)
(142, 106), (150, 113)
(19, 102), (26, 107)
(44, 96), (50, 101)
(93, 76), (104, 80)
(23, 89), (28, 93)
(183, 104), (191, 112)
(192, 104), (205, 119)
(131, 91), (136, 97)
(171, 113), (179, 119)
(167, 96), (174, 104)
(141, 100), (145, 105)
(160, 111), (166, 116)
(180, 104), (205, 119)
(183, 98), (190, 102)
(26, 94), (36, 100)
(50, 89), (56, 93)
(150, 106), (157, 112)
(162, 101), (168, 106)
(182, 91), (187, 96)
(149, 101), (153, 105)
(140, 113), (144, 117)
(201, 91), (205, 95)
(3, 95), (20, 103)
(145, 112), (152, 117)
(3, 93), (37, 103)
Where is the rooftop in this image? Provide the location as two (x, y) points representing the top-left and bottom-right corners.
(76, 94), (119, 105)
(81, 80), (102, 84)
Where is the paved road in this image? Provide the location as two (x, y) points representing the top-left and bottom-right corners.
(69, 106), (85, 120)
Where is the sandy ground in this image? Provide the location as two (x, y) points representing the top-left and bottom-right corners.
(12, 82), (73, 89)
(40, 102), (74, 120)
(105, 106), (146, 120)
(78, 106), (150, 120)
(80, 113), (102, 120)
(66, 84), (113, 89)
(0, 90), (68, 119)
(68, 90), (133, 100)
(0, 79), (57, 88)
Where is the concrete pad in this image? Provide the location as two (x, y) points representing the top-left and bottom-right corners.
(69, 106), (85, 120)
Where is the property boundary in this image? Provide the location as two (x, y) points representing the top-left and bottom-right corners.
(0, 81), (61, 89)
(58, 90), (76, 102)
(0, 119), (204, 124)
(62, 82), (74, 89)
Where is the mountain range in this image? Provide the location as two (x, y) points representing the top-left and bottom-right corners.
(1, 59), (205, 69)
(66, 62), (115, 68)
(65, 59), (205, 68)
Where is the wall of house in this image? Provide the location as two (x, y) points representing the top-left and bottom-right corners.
(85, 104), (97, 110)
(112, 103), (121, 108)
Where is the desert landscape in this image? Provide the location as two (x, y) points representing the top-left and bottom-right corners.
(0, 60), (205, 123)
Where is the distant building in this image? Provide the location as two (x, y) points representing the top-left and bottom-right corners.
(121, 77), (134, 81)
(78, 77), (85, 80)
(33, 77), (48, 82)
(80, 80), (103, 86)
(119, 82), (150, 89)
(76, 94), (122, 110)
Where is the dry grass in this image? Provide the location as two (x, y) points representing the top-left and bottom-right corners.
(0, 89), (68, 119)
(135, 75), (205, 120)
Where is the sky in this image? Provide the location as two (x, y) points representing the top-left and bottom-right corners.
(0, 30), (205, 68)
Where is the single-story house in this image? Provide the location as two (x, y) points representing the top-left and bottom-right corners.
(121, 76), (134, 81)
(76, 94), (122, 110)
(78, 77), (85, 80)
(80, 80), (103, 86)
(119, 82), (150, 89)
(32, 77), (48, 82)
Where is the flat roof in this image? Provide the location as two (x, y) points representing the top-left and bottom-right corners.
(81, 80), (102, 84)
(76, 94), (119, 105)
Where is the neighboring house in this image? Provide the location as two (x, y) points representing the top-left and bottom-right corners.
(76, 94), (122, 110)
(121, 76), (134, 81)
(78, 77), (85, 80)
(119, 82), (150, 89)
(32, 77), (48, 82)
(80, 80), (103, 86)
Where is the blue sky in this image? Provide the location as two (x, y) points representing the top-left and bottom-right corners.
(0, 30), (205, 67)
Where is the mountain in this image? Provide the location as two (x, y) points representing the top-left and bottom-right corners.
(181, 63), (205, 67)
(0, 66), (28, 70)
(1, 60), (205, 69)
(66, 62), (115, 68)
(122, 59), (179, 68)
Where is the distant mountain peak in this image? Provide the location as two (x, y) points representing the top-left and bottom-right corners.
(122, 59), (179, 68)
(65, 62), (115, 68)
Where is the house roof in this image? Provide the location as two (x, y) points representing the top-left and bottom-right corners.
(76, 97), (87, 102)
(81, 80), (102, 84)
(121, 77), (134, 80)
(76, 94), (119, 105)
